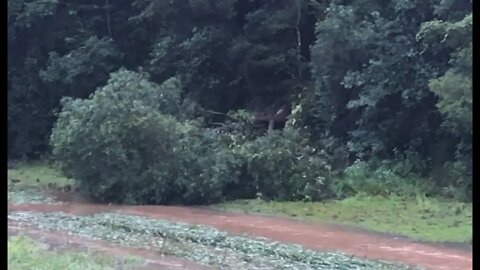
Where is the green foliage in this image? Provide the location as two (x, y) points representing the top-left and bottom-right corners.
(9, 0), (472, 202)
(237, 129), (331, 201)
(332, 159), (429, 198)
(420, 13), (472, 135)
(137, 0), (310, 114)
(429, 66), (471, 132)
(417, 12), (472, 198)
(50, 69), (243, 204)
(50, 69), (189, 203)
(311, 1), (439, 160)
(169, 128), (246, 204)
(416, 13), (472, 49)
(305, 0), (471, 199)
(51, 69), (330, 204)
(11, 0), (58, 29)
(333, 161), (395, 197)
(8, 0), (124, 158)
(40, 36), (122, 98)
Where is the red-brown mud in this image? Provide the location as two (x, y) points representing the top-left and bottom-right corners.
(8, 191), (472, 270)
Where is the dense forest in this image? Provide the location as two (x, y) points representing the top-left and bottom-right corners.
(8, 0), (472, 204)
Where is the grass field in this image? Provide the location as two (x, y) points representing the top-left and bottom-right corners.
(214, 196), (472, 243)
(8, 236), (141, 270)
(8, 161), (73, 187)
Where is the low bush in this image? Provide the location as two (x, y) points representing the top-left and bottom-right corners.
(51, 70), (178, 203)
(171, 128), (246, 204)
(51, 69), (332, 205)
(236, 129), (331, 201)
(51, 69), (248, 204)
(331, 159), (431, 198)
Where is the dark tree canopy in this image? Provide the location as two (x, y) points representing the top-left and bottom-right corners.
(9, 0), (472, 202)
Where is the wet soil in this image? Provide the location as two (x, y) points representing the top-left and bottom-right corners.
(8, 221), (210, 270)
(8, 191), (472, 270)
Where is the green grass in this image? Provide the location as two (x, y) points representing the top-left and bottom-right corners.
(214, 195), (472, 243)
(8, 236), (142, 270)
(8, 161), (73, 187)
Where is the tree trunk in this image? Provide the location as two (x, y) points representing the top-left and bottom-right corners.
(268, 119), (274, 132)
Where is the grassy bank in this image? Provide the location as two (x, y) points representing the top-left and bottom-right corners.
(8, 236), (141, 270)
(8, 160), (73, 187)
(214, 196), (472, 243)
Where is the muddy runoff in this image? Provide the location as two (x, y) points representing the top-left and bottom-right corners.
(8, 190), (472, 270)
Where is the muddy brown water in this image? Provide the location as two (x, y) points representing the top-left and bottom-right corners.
(8, 191), (472, 270)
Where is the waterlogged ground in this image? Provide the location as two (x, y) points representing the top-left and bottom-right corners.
(8, 188), (414, 270)
(8, 186), (472, 270)
(8, 185), (63, 205)
(9, 210), (415, 270)
(214, 196), (472, 243)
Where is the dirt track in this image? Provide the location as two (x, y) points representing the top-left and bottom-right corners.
(8, 190), (472, 270)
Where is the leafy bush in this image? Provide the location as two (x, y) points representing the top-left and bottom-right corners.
(50, 68), (254, 204)
(234, 128), (331, 201)
(170, 128), (246, 204)
(50, 69), (220, 204)
(441, 154), (472, 202)
(331, 159), (430, 198)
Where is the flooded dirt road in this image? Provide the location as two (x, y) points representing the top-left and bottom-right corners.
(8, 191), (472, 270)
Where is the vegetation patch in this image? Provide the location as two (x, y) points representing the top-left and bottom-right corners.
(214, 195), (472, 243)
(7, 162), (70, 204)
(49, 69), (331, 205)
(8, 161), (73, 187)
(8, 211), (420, 270)
(9, 0), (471, 206)
(8, 235), (142, 270)
(8, 186), (61, 205)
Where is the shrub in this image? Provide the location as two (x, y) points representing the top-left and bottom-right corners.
(51, 69), (332, 204)
(171, 128), (247, 204)
(235, 128), (331, 201)
(331, 159), (430, 198)
(51, 69), (231, 204)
